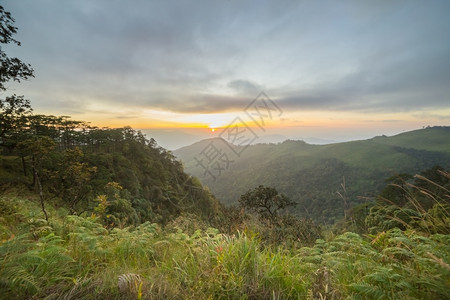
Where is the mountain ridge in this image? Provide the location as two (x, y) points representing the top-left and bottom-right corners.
(174, 126), (450, 223)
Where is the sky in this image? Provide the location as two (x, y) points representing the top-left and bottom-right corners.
(2, 0), (450, 149)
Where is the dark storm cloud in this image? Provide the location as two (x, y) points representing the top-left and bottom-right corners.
(2, 0), (450, 115)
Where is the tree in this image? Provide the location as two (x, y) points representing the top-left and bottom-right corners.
(94, 182), (139, 228)
(17, 136), (55, 221)
(239, 185), (296, 220)
(57, 147), (97, 214)
(0, 95), (32, 149)
(0, 5), (34, 91)
(0, 5), (34, 148)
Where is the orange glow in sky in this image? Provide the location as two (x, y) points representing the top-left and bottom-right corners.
(48, 106), (450, 131)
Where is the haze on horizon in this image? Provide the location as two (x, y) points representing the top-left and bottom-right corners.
(2, 0), (450, 149)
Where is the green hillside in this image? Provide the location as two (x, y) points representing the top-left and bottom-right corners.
(175, 127), (450, 223)
(371, 126), (450, 154)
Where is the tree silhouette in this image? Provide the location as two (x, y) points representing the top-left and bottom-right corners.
(239, 185), (296, 220)
(0, 5), (34, 147)
(0, 5), (34, 91)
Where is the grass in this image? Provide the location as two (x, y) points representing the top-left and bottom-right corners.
(372, 127), (450, 154)
(0, 190), (449, 299)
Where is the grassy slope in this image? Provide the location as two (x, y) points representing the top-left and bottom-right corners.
(371, 126), (450, 154)
(175, 127), (450, 222)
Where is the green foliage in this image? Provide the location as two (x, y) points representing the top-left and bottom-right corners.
(274, 214), (322, 246)
(0, 95), (33, 150)
(337, 202), (374, 234)
(0, 194), (448, 299)
(366, 167), (450, 234)
(378, 173), (414, 207)
(55, 148), (97, 214)
(0, 232), (74, 298)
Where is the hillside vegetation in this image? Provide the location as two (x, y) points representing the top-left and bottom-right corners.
(175, 127), (450, 223)
(0, 121), (221, 225)
(0, 179), (449, 299)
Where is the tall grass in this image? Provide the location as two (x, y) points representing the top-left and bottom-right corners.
(367, 169), (450, 235)
(0, 181), (449, 299)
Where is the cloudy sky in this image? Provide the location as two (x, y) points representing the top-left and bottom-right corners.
(3, 0), (450, 147)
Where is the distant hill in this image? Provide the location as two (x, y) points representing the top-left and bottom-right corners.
(174, 126), (450, 223)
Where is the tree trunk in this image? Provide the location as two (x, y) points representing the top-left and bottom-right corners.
(31, 155), (36, 188)
(32, 156), (48, 221)
(21, 155), (27, 176)
(36, 172), (48, 221)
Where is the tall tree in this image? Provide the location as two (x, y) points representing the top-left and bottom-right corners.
(0, 5), (34, 147)
(0, 5), (34, 91)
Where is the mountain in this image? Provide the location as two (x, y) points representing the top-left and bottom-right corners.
(174, 126), (450, 223)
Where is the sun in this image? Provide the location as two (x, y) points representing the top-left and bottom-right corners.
(211, 128), (216, 132)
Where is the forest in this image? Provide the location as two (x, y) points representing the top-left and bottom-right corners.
(1, 5), (449, 299)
